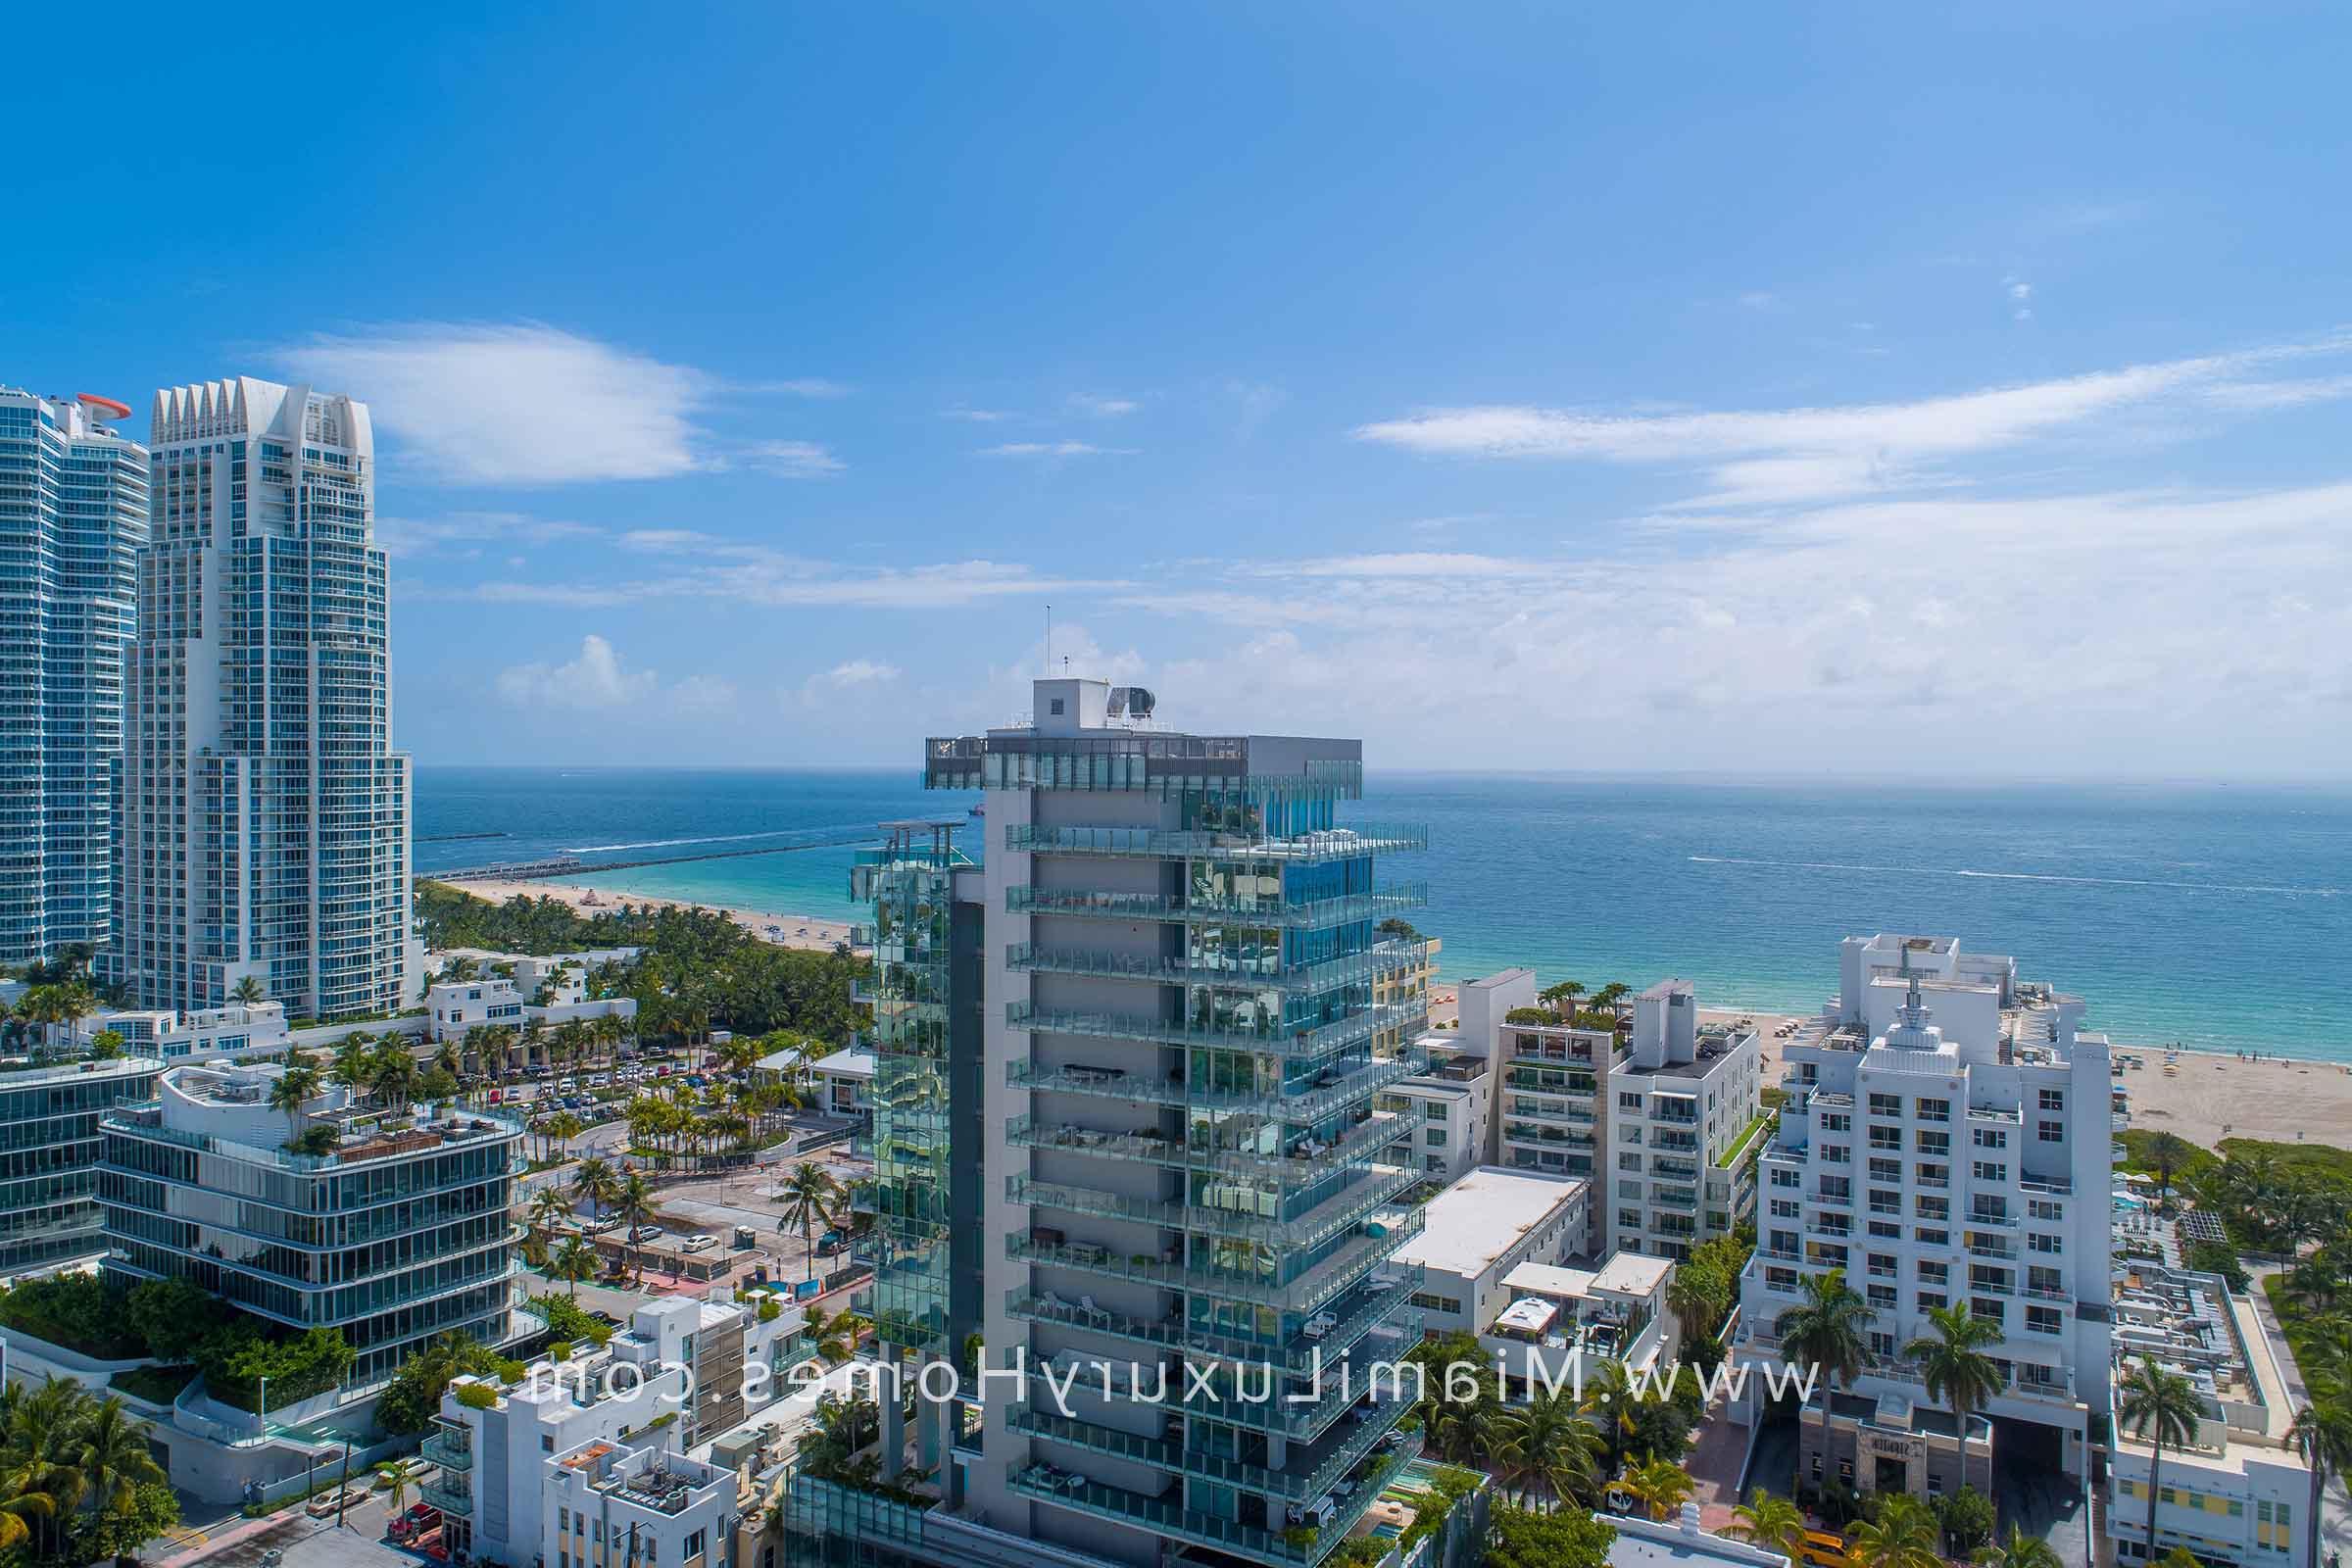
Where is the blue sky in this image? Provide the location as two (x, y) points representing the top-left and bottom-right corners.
(10, 3), (2351, 776)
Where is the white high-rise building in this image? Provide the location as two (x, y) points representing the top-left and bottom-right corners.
(1732, 934), (2115, 1494)
(0, 390), (147, 964)
(109, 378), (417, 1020)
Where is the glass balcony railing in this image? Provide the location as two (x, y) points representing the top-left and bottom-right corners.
(1005, 885), (1428, 930)
(1006, 1261), (1421, 1375)
(421, 1428), (473, 1471)
(1004, 939), (1423, 998)
(1009, 1051), (1423, 1123)
(1180, 1332), (1422, 1443)
(1004, 824), (1426, 862)
(1008, 1162), (1416, 1253)
(1007, 1001), (1418, 1059)
(1005, 1109), (1406, 1184)
(420, 1470), (471, 1514)
(1007, 1203), (1424, 1316)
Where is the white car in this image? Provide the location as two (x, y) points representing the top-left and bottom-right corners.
(681, 1234), (717, 1253)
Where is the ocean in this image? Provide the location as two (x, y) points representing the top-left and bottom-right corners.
(414, 767), (2352, 1060)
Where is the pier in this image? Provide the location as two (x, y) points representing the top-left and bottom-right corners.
(429, 830), (876, 883)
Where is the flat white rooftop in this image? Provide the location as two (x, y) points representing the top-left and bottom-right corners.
(1392, 1165), (1586, 1280)
(1502, 1251), (1673, 1302)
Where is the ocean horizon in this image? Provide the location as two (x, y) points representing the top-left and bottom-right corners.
(414, 765), (2352, 1062)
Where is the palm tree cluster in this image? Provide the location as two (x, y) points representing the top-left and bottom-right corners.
(0, 1377), (174, 1565)
(1409, 1338), (1696, 1516)
(5, 979), (100, 1059)
(2190, 1148), (2352, 1255)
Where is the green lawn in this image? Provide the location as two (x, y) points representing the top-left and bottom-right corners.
(2217, 1138), (2352, 1181)
(1717, 1109), (1777, 1168)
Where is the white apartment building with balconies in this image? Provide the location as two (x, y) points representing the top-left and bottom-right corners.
(1605, 980), (1764, 1261)
(1732, 935), (2114, 1490)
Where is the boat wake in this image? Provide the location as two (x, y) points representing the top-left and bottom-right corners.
(1686, 856), (2341, 898)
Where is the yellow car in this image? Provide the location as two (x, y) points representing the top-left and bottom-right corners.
(1797, 1531), (1851, 1568)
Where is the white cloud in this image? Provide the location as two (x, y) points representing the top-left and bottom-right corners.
(457, 540), (1128, 611)
(742, 377), (850, 398)
(2200, 375), (2352, 412)
(1071, 394), (1140, 416)
(494, 635), (738, 715)
(1352, 335), (2352, 506)
(942, 406), (1012, 422)
(977, 441), (1134, 458)
(743, 439), (845, 477)
(797, 659), (902, 708)
(495, 635), (661, 709)
(278, 322), (710, 485)
(375, 511), (599, 558)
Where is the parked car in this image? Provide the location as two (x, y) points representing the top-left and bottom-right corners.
(558, 1078), (577, 1094)
(485, 1089), (503, 1103)
(680, 1234), (717, 1253)
(630, 1224), (664, 1243)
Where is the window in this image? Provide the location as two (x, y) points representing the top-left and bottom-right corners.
(1869, 1093), (1903, 1117)
(1868, 1284), (1897, 1308)
(1973, 1161), (2009, 1183)
(2039, 1089), (2065, 1112)
(1620, 1092), (1645, 1111)
(2038, 1120), (2065, 1144)
(1918, 1291), (1947, 1312)
(1049, 698), (1065, 714)
(1974, 1127), (2008, 1149)
(1821, 1113), (1851, 1133)
(1916, 1226), (1949, 1247)
(684, 1531), (707, 1560)
(1868, 1219), (1901, 1239)
(1424, 1128), (1446, 1147)
(561, 1509), (571, 1531)
(543, 1434), (557, 1452)
(1916, 1097), (1950, 1121)
(1424, 1102), (1446, 1121)
(2032, 1232), (2065, 1254)
(2029, 1199), (2064, 1221)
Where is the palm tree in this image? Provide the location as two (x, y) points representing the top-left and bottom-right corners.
(2139, 1132), (2194, 1204)
(369, 1047), (417, 1113)
(1777, 1267), (1875, 1395)
(1666, 1264), (1723, 1347)
(1539, 979), (1587, 1018)
(1492, 1390), (1599, 1511)
(2285, 1401), (2352, 1568)
(1977, 1523), (2064, 1568)
(1580, 1357), (1644, 1477)
(1724, 1489), (1809, 1562)
(1904, 1303), (2004, 1485)
(529, 1187), (572, 1249)
(573, 1155), (616, 1218)
(615, 1172), (656, 1283)
(2119, 1355), (2206, 1564)
(1849, 1494), (1942, 1568)
(542, 1110), (586, 1164)
(374, 1457), (424, 1512)
(551, 1235), (599, 1298)
(1617, 1453), (1693, 1522)
(329, 1037), (374, 1096)
(430, 1039), (465, 1092)
(72, 1394), (164, 1518)
(269, 1061), (324, 1142)
(780, 1161), (844, 1283)
(230, 975), (268, 1004)
(1428, 1393), (1500, 1467)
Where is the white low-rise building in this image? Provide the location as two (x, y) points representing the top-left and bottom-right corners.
(1606, 1505), (1790, 1568)
(424, 948), (642, 1054)
(428, 1289), (802, 1568)
(1392, 1165), (1591, 1336)
(1379, 1031), (1492, 1182)
(2106, 1264), (2312, 1568)
(83, 1001), (294, 1060)
(546, 1440), (737, 1568)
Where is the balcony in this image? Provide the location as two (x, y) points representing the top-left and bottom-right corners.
(1005, 884), (1428, 931)
(1006, 1109), (1406, 1182)
(1008, 1162), (1415, 1253)
(1004, 823), (1427, 862)
(2020, 1175), (2074, 1197)
(1008, 1204), (1422, 1316)
(420, 1470), (471, 1514)
(1004, 939), (1422, 998)
(1009, 1053), (1420, 1124)
(1007, 1001), (1415, 1059)
(421, 1427), (472, 1471)
(1009, 1429), (1419, 1567)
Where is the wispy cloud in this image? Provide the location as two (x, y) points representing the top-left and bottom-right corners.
(376, 511), (599, 558)
(742, 377), (850, 398)
(977, 440), (1135, 458)
(1352, 334), (2352, 506)
(798, 659), (903, 705)
(942, 405), (1012, 422)
(1070, 393), (1140, 417)
(279, 322), (710, 485)
(743, 439), (845, 477)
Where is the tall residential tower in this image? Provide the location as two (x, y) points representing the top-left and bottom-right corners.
(0, 390), (148, 963)
(806, 678), (1437, 1568)
(110, 378), (416, 1020)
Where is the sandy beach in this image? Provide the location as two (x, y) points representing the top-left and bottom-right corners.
(440, 877), (858, 955)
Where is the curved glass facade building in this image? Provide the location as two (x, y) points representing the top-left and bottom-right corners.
(0, 390), (147, 964)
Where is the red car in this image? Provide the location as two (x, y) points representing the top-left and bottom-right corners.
(390, 1503), (441, 1539)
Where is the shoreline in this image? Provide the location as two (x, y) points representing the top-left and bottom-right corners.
(438, 877), (858, 955)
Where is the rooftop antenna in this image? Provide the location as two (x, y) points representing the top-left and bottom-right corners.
(1045, 604), (1052, 674)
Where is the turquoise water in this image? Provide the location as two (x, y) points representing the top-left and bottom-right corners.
(415, 768), (2352, 1060)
